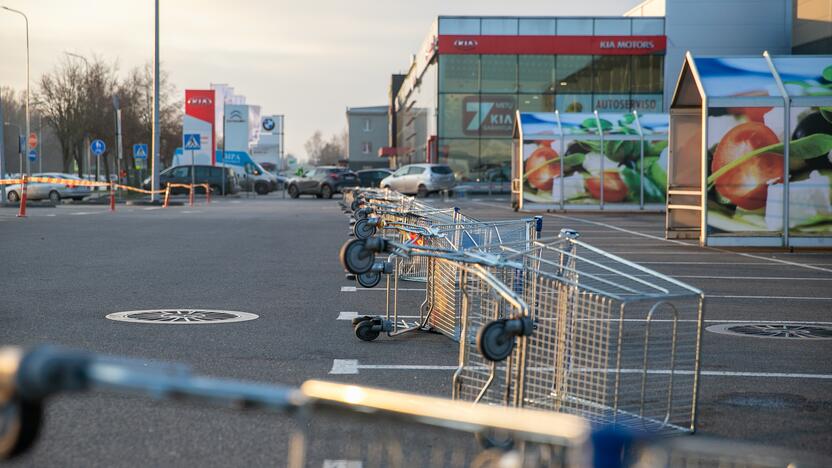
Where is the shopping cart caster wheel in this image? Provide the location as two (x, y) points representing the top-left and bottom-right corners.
(350, 200), (362, 211)
(354, 320), (380, 341)
(353, 218), (377, 240)
(0, 397), (43, 460)
(340, 239), (375, 275)
(356, 271), (381, 288)
(477, 320), (514, 362)
(475, 430), (514, 451)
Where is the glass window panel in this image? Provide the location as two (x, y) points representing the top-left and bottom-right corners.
(481, 55), (517, 93)
(631, 18), (664, 35)
(480, 139), (513, 183)
(439, 55), (480, 93)
(439, 94), (478, 138)
(518, 94), (555, 113)
(556, 94), (593, 113)
(594, 55), (631, 93)
(594, 18), (631, 35)
(519, 18), (556, 35)
(482, 18), (518, 35)
(438, 139), (479, 181)
(630, 94), (663, 112)
(439, 18), (480, 35)
(593, 94), (635, 112)
(556, 55), (593, 93)
(478, 95), (517, 138)
(631, 55), (663, 93)
(556, 18), (592, 35)
(519, 55), (555, 93)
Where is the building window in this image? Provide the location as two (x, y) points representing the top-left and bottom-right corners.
(555, 55), (593, 93)
(439, 55), (480, 93)
(593, 55), (631, 93)
(519, 55), (556, 93)
(631, 55), (664, 93)
(481, 55), (518, 93)
(362, 142), (372, 154)
(363, 118), (372, 131)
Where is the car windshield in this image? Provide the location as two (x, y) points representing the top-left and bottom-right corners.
(431, 165), (453, 175)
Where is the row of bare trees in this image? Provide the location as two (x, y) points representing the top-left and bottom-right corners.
(304, 129), (347, 166)
(2, 54), (181, 178)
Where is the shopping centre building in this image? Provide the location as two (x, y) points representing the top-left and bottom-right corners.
(384, 0), (822, 182)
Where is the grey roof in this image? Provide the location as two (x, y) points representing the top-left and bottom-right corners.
(346, 105), (388, 115)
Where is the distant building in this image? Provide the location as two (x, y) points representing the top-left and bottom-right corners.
(346, 106), (389, 170)
(791, 0), (832, 53)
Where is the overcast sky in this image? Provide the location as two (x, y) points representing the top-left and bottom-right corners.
(0, 0), (643, 158)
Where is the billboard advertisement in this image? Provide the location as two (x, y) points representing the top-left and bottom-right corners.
(184, 89), (216, 165)
(224, 104), (249, 153)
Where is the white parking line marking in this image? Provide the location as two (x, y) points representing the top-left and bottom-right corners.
(181, 210), (201, 214)
(708, 295), (832, 300)
(330, 359), (832, 379)
(69, 211), (103, 216)
(142, 207), (162, 211)
(337, 311), (358, 320)
(341, 286), (356, 292)
(354, 288), (425, 292)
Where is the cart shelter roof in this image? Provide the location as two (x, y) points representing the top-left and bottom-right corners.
(514, 111), (668, 141)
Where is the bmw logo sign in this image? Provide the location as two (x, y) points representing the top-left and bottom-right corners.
(262, 117), (276, 131)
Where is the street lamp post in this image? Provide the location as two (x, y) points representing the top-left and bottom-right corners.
(2, 6), (30, 177)
(150, 0), (161, 202)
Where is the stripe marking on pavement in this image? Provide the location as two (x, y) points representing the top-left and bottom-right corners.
(341, 286), (356, 292)
(329, 360), (832, 379)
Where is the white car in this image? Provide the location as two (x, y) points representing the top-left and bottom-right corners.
(380, 163), (455, 197)
(4, 173), (92, 203)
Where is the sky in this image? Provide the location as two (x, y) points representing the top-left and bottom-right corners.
(0, 0), (644, 159)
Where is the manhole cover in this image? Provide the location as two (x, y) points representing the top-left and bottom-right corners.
(106, 309), (258, 324)
(707, 323), (832, 339)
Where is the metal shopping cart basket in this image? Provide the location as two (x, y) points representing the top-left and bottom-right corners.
(0, 345), (592, 467)
(340, 215), (542, 341)
(451, 230), (705, 435)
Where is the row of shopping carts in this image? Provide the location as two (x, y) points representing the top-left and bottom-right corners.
(0, 345), (817, 467)
(340, 187), (705, 435)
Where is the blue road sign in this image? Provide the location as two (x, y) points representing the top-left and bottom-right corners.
(91, 139), (106, 156)
(28, 149), (37, 162)
(183, 133), (201, 151)
(133, 143), (148, 160)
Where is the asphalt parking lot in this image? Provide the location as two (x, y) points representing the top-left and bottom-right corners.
(1, 194), (830, 465)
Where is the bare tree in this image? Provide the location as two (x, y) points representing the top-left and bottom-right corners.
(37, 58), (86, 173)
(305, 129), (347, 166)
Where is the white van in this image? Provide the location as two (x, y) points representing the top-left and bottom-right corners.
(173, 149), (277, 194)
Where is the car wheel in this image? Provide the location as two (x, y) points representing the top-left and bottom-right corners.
(48, 190), (61, 204)
(321, 184), (333, 199)
(417, 185), (428, 198)
(7, 191), (20, 202)
(254, 182), (269, 195)
(288, 184), (299, 199)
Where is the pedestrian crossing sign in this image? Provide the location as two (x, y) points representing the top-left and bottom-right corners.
(183, 133), (201, 151)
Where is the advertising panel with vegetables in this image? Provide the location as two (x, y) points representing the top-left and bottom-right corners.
(519, 112), (668, 206)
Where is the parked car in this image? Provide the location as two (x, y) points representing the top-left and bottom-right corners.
(4, 172), (92, 203)
(379, 164), (455, 197)
(356, 168), (393, 188)
(286, 166), (358, 199)
(143, 165), (240, 195)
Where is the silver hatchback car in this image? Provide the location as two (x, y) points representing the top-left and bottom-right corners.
(379, 164), (455, 197)
(4, 173), (92, 203)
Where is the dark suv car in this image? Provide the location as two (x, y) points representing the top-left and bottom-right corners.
(356, 168), (392, 188)
(287, 166), (358, 199)
(144, 165), (239, 195)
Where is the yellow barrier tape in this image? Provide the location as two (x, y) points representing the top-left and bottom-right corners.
(0, 179), (23, 185)
(1, 177), (212, 194)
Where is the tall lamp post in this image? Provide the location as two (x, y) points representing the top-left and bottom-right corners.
(150, 0), (161, 202)
(2, 5), (30, 177)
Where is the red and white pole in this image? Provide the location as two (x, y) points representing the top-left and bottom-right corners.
(17, 175), (28, 218)
(163, 185), (171, 208)
(205, 184), (211, 204)
(109, 182), (116, 212)
(188, 185), (194, 207)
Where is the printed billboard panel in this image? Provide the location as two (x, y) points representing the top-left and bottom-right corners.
(224, 104), (250, 153)
(184, 90), (216, 164)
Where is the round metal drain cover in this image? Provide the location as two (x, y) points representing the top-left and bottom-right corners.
(707, 323), (832, 340)
(106, 309), (258, 324)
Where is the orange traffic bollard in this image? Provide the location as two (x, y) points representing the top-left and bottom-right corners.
(163, 185), (171, 208)
(188, 185), (194, 207)
(205, 184), (211, 204)
(17, 175), (28, 218)
(109, 183), (116, 212)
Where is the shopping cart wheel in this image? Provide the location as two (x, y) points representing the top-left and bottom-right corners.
(340, 239), (375, 275)
(353, 218), (377, 239)
(477, 320), (514, 362)
(354, 320), (380, 341)
(350, 200), (362, 211)
(475, 430), (514, 451)
(0, 397), (43, 460)
(356, 271), (381, 288)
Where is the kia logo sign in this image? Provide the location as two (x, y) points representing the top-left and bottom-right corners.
(186, 97), (213, 105)
(453, 39), (478, 50)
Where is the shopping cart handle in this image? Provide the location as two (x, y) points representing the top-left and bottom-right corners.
(14, 345), (95, 401)
(364, 237), (389, 253)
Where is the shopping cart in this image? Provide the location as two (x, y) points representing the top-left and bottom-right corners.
(340, 215), (541, 342)
(451, 230), (705, 435)
(0, 345), (592, 467)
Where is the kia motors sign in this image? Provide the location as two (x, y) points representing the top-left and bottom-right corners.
(183, 89), (216, 165)
(438, 35), (666, 55)
(463, 96), (515, 137)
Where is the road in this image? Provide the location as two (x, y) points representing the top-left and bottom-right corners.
(0, 194), (830, 466)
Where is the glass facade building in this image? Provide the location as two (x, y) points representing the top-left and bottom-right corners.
(391, 16), (666, 183)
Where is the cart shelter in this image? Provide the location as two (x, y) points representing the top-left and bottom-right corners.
(668, 52), (832, 247)
(512, 111), (669, 212)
